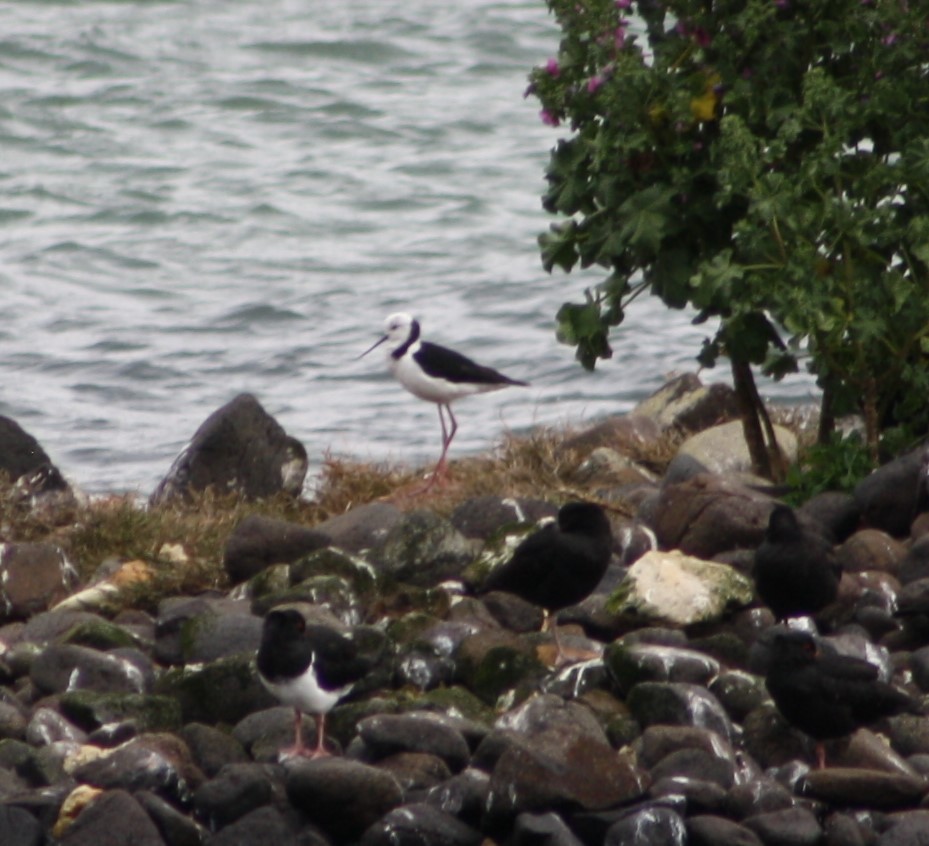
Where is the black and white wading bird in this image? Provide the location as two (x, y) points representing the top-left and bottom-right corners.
(764, 629), (922, 769)
(753, 504), (841, 622)
(480, 501), (613, 664)
(256, 609), (370, 759)
(361, 312), (527, 489)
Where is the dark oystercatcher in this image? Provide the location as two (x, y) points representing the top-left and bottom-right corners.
(257, 608), (370, 759)
(480, 501), (613, 664)
(753, 504), (841, 621)
(764, 629), (921, 768)
(360, 312), (527, 489)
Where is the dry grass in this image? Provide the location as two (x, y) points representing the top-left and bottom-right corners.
(0, 425), (665, 612)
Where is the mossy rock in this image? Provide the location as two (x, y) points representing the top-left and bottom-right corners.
(386, 612), (442, 646)
(247, 563), (291, 600)
(328, 696), (404, 746)
(59, 619), (144, 651)
(458, 643), (545, 707)
(155, 654), (274, 725)
(373, 510), (476, 587)
(250, 575), (361, 621)
(411, 686), (496, 726)
(60, 690), (182, 733)
(290, 548), (378, 596)
(461, 524), (536, 589)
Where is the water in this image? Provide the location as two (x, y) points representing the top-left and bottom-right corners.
(0, 0), (819, 496)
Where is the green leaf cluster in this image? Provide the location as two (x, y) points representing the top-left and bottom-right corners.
(531, 0), (929, 449)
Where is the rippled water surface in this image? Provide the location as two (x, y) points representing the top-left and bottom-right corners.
(0, 0), (818, 495)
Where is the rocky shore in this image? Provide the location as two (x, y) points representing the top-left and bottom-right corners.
(3, 376), (929, 845)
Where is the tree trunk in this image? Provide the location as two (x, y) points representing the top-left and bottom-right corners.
(731, 359), (786, 481)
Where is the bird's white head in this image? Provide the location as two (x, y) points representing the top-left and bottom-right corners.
(359, 312), (419, 359)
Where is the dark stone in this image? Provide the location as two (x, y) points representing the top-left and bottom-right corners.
(822, 812), (869, 846)
(626, 682), (735, 744)
(192, 762), (278, 829)
(742, 806), (823, 846)
(605, 642), (720, 696)
(359, 802), (482, 846)
(313, 502), (403, 554)
(0, 416), (56, 481)
(603, 804), (687, 846)
(650, 747), (738, 790)
(450, 497), (556, 541)
(223, 514), (330, 584)
(372, 510), (474, 587)
(149, 393), (307, 505)
(837, 529), (907, 575)
(358, 713), (471, 772)
(799, 491), (861, 544)
(510, 812), (584, 846)
(375, 752), (452, 798)
(800, 768), (927, 810)
(0, 543), (79, 622)
(154, 595), (252, 666)
(0, 803), (43, 846)
(285, 758), (404, 842)
(208, 806), (299, 846)
(653, 475), (773, 558)
(853, 447), (924, 537)
(59, 691), (182, 734)
(58, 789), (166, 846)
(423, 767), (489, 828)
(480, 591), (545, 634)
(877, 812), (929, 846)
(30, 644), (151, 695)
(179, 722), (250, 778)
(650, 776), (728, 815)
(687, 815), (764, 846)
(134, 789), (207, 846)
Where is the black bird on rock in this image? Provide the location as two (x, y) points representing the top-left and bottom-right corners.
(753, 504), (841, 621)
(480, 501), (613, 664)
(256, 608), (371, 759)
(764, 629), (921, 769)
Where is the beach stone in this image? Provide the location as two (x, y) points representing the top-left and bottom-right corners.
(563, 413), (663, 455)
(30, 644), (150, 695)
(837, 529), (907, 574)
(134, 789), (207, 846)
(609, 550), (753, 626)
(372, 510), (474, 587)
(154, 595), (253, 666)
(60, 690), (181, 734)
(653, 474), (773, 558)
(742, 806), (823, 846)
(480, 590), (545, 634)
(192, 762), (280, 829)
(572, 447), (658, 487)
(450, 496), (556, 540)
(877, 812), (929, 845)
(632, 373), (740, 434)
(359, 802), (482, 846)
(650, 746), (739, 789)
(358, 712), (471, 772)
(175, 609), (263, 665)
(799, 491), (861, 543)
(676, 420), (797, 477)
(424, 767), (489, 827)
(290, 547), (378, 594)
(800, 768), (927, 809)
(150, 393), (307, 504)
(0, 699), (28, 741)
(454, 628), (544, 705)
(285, 757), (403, 842)
(708, 670), (769, 722)
(0, 803), (43, 846)
(314, 501), (403, 554)
(687, 815), (764, 846)
(603, 804), (687, 846)
(605, 641), (720, 695)
(854, 447), (925, 537)
(223, 514), (330, 584)
(72, 734), (202, 805)
(634, 725), (737, 770)
(510, 811), (584, 846)
(0, 543), (79, 622)
(650, 775), (728, 814)
(626, 682), (735, 743)
(26, 708), (86, 746)
(208, 805), (299, 846)
(742, 702), (811, 769)
(375, 752), (452, 797)
(179, 722), (249, 778)
(155, 652), (274, 725)
(0, 416), (57, 482)
(57, 788), (166, 846)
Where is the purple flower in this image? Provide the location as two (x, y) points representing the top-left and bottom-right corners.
(545, 58), (560, 76)
(615, 20), (629, 49)
(540, 109), (560, 126)
(616, 0), (632, 7)
(882, 32), (898, 46)
(587, 75), (605, 93)
(774, 0), (789, 8)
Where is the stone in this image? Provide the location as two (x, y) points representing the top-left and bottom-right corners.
(149, 393), (307, 504)
(0, 802), (44, 846)
(650, 746), (739, 790)
(626, 682), (735, 743)
(154, 595), (253, 666)
(877, 812), (929, 846)
(30, 644), (151, 695)
(854, 447), (925, 537)
(0, 543), (79, 622)
(837, 529), (907, 574)
(454, 629), (544, 705)
(0, 416), (58, 482)
(372, 510), (475, 587)
(632, 373), (740, 434)
(562, 414), (663, 456)
(314, 502), (403, 554)
(603, 804), (687, 846)
(223, 514), (330, 584)
(510, 812), (584, 846)
(59, 691), (182, 734)
(56, 789), (166, 846)
(450, 496), (556, 541)
(708, 671), (769, 722)
(634, 725), (737, 771)
(358, 713), (471, 772)
(134, 790), (207, 846)
(799, 491), (861, 543)
(800, 767), (927, 809)
(687, 815), (764, 846)
(177, 610), (263, 665)
(424, 767), (489, 828)
(208, 806), (299, 846)
(605, 642), (721, 695)
(676, 420), (797, 476)
(192, 762), (279, 829)
(179, 722), (250, 778)
(26, 708), (86, 746)
(290, 547), (378, 595)
(155, 653), (275, 725)
(285, 757), (404, 842)
(608, 550), (754, 626)
(742, 806), (823, 846)
(375, 752), (452, 796)
(359, 802), (482, 846)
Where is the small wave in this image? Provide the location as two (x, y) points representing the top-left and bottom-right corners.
(245, 39), (413, 64)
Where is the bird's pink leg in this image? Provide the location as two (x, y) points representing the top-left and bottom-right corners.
(281, 709), (331, 759)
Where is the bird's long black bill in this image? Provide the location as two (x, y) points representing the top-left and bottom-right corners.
(357, 334), (388, 360)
